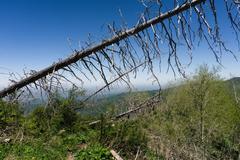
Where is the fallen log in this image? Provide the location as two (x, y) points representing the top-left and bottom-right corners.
(89, 93), (161, 126)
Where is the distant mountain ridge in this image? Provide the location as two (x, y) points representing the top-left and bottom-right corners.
(226, 77), (240, 84)
(22, 77), (240, 114)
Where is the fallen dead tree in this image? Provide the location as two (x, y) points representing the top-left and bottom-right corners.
(0, 0), (239, 102)
(88, 92), (161, 126)
(115, 93), (161, 119)
(0, 0), (203, 98)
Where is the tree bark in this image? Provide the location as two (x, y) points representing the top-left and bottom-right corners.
(0, 0), (205, 98)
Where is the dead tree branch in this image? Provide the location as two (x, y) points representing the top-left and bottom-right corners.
(0, 0), (205, 98)
(89, 92), (161, 126)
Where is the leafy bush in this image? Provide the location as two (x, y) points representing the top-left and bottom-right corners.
(0, 140), (67, 160)
(0, 100), (23, 129)
(62, 133), (87, 151)
(0, 144), (11, 159)
(75, 144), (113, 160)
(143, 65), (240, 159)
(97, 119), (148, 158)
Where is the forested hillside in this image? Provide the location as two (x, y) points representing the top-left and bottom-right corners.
(1, 66), (240, 159)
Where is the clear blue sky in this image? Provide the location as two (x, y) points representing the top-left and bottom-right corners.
(0, 0), (239, 89)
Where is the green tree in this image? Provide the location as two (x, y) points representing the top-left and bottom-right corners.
(147, 65), (240, 159)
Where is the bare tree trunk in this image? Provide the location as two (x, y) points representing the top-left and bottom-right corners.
(0, 0), (205, 98)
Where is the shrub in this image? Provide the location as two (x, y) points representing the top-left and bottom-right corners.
(75, 144), (113, 160)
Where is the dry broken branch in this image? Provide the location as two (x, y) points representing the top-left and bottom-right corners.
(88, 92), (161, 126)
(110, 150), (124, 160)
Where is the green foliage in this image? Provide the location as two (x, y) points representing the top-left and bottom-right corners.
(24, 91), (80, 136)
(1, 66), (240, 159)
(0, 139), (67, 159)
(0, 144), (10, 159)
(24, 106), (49, 135)
(118, 120), (148, 152)
(96, 119), (148, 158)
(62, 133), (87, 151)
(0, 100), (23, 129)
(0, 88), (153, 159)
(75, 144), (113, 160)
(144, 65), (240, 159)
